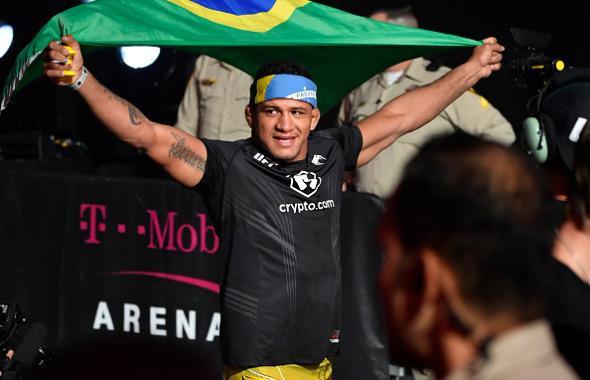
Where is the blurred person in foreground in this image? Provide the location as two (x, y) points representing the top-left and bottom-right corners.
(339, 6), (514, 198)
(379, 133), (578, 379)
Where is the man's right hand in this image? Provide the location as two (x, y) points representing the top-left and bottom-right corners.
(467, 36), (504, 82)
(43, 35), (84, 87)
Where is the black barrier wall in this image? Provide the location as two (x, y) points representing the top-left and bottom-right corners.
(0, 168), (223, 368)
(334, 193), (389, 380)
(0, 167), (388, 379)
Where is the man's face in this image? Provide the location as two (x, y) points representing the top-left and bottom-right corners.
(246, 98), (320, 162)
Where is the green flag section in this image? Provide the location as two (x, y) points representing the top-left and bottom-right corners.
(1, 0), (480, 112)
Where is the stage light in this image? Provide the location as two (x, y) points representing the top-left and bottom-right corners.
(119, 46), (161, 69)
(0, 23), (14, 59)
(81, 0), (95, 3)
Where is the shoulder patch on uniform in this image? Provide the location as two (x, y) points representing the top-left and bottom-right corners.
(468, 88), (490, 109)
(201, 78), (217, 86)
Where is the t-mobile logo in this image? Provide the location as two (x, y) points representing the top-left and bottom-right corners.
(289, 171), (322, 198)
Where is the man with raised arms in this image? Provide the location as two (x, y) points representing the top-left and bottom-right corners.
(43, 35), (503, 379)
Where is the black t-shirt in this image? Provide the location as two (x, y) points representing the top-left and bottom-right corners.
(546, 259), (590, 379)
(196, 125), (363, 367)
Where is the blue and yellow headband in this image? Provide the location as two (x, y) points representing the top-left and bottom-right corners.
(254, 74), (318, 108)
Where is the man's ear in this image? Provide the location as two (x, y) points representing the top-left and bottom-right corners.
(310, 107), (321, 131)
(393, 252), (446, 350)
(426, 252), (475, 339)
(421, 250), (444, 304)
(398, 251), (445, 324)
(245, 104), (255, 129)
(390, 252), (443, 344)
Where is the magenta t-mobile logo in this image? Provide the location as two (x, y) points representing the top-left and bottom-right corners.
(78, 203), (219, 253)
(80, 204), (106, 244)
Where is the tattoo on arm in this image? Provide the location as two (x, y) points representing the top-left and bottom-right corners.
(128, 105), (142, 125)
(99, 83), (145, 126)
(169, 133), (206, 173)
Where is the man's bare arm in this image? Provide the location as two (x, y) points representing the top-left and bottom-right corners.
(356, 37), (505, 167)
(43, 35), (207, 187)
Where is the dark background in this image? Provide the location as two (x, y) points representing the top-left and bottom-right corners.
(0, 0), (587, 175)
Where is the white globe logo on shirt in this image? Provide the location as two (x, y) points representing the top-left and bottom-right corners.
(289, 171), (322, 198)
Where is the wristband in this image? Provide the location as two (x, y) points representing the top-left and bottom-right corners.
(69, 66), (88, 91)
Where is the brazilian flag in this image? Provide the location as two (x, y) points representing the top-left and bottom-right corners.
(1, 0), (480, 112)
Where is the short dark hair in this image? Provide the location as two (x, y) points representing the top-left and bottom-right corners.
(383, 133), (555, 321)
(370, 5), (418, 28)
(571, 123), (590, 228)
(249, 59), (313, 106)
(373, 5), (415, 20)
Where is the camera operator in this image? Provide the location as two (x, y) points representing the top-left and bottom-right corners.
(505, 28), (590, 377)
(0, 304), (49, 380)
(531, 69), (590, 380)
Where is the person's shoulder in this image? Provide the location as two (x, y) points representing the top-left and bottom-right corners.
(196, 55), (251, 78)
(359, 73), (381, 88)
(550, 256), (590, 290)
(193, 55), (219, 76)
(454, 87), (501, 113)
(312, 127), (340, 141)
(408, 57), (451, 83)
(312, 125), (360, 144)
(196, 55), (219, 66)
(346, 73), (382, 98)
(202, 137), (250, 152)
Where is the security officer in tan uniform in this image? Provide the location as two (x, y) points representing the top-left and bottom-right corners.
(339, 7), (515, 199)
(176, 55), (252, 140)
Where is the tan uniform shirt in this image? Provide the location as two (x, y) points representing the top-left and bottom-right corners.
(338, 57), (515, 198)
(175, 55), (253, 140)
(446, 320), (579, 380)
